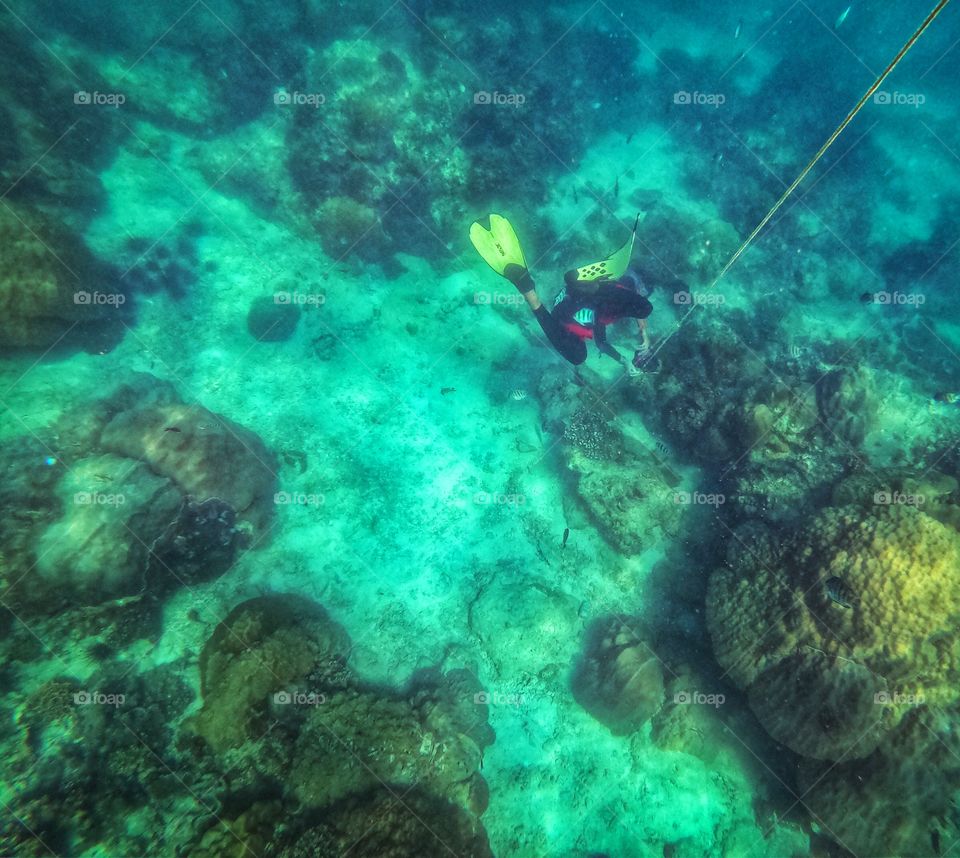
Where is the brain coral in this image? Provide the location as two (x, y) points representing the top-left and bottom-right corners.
(194, 594), (350, 753)
(800, 705), (960, 858)
(571, 616), (665, 735)
(707, 505), (960, 760)
(61, 373), (279, 535)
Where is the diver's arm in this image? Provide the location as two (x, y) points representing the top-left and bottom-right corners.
(638, 318), (650, 350)
(594, 324), (624, 363)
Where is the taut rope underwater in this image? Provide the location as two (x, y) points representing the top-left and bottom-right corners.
(647, 0), (953, 361)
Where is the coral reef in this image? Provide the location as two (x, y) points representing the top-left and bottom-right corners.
(193, 593), (351, 753)
(191, 593), (495, 854)
(633, 199), (740, 287)
(816, 365), (877, 447)
(572, 616), (665, 735)
(290, 668), (494, 816)
(34, 454), (182, 600)
(707, 504), (960, 760)
(0, 375), (271, 614)
(281, 787), (493, 858)
(122, 232), (204, 300)
(284, 36), (469, 263)
(1, 662), (197, 857)
(71, 373), (279, 534)
(799, 706), (960, 858)
(556, 401), (680, 554)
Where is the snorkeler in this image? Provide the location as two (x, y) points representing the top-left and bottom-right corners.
(470, 214), (656, 369)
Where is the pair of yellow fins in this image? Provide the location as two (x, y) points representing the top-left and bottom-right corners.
(469, 213), (639, 285)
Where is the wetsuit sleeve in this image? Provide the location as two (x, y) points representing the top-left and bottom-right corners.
(594, 324), (624, 362)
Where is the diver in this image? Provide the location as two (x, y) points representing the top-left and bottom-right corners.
(470, 214), (657, 370)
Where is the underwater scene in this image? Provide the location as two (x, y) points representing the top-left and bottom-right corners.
(1, 0), (959, 855)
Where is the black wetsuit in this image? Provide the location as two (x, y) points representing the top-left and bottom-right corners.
(531, 279), (653, 366)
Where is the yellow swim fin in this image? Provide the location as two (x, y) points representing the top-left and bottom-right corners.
(469, 214), (527, 277)
(567, 213), (640, 284)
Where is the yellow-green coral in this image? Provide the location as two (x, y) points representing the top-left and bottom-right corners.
(707, 505), (960, 759)
(801, 706), (960, 858)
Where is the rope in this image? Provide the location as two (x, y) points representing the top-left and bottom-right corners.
(646, 0), (952, 362)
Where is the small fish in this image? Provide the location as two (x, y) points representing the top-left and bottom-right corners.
(933, 392), (960, 405)
(614, 177), (620, 198)
(734, 18), (742, 39)
(164, 426), (182, 433)
(859, 291), (874, 304)
(441, 387), (456, 396)
(561, 527), (570, 548)
(573, 187), (579, 205)
(835, 4), (852, 29)
(825, 575), (856, 609)
(655, 441), (669, 455)
(626, 131), (634, 144)
(510, 388), (527, 401)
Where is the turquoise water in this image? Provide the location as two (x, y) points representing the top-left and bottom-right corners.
(1, 1), (959, 856)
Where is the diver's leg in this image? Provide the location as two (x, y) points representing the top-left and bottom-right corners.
(530, 302), (587, 365)
(506, 266), (587, 365)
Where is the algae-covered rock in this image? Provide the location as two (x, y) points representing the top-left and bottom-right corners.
(0, 203), (124, 349)
(246, 294), (301, 342)
(283, 787), (493, 858)
(290, 667), (494, 816)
